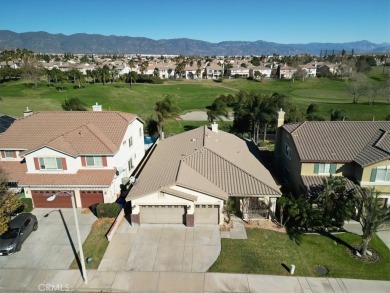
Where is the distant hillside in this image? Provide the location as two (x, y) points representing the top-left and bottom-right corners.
(0, 30), (389, 55)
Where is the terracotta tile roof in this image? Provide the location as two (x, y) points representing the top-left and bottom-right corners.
(0, 158), (115, 187)
(18, 169), (115, 187)
(128, 126), (281, 201)
(0, 161), (27, 183)
(282, 121), (390, 165)
(0, 111), (139, 156)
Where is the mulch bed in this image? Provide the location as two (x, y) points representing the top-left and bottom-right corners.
(347, 243), (380, 263)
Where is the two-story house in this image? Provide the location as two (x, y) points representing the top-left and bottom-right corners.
(0, 106), (144, 208)
(275, 109), (390, 207)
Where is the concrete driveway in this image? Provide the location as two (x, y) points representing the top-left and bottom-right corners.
(0, 208), (95, 270)
(99, 222), (221, 272)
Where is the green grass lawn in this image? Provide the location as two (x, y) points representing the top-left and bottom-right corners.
(209, 229), (390, 280)
(69, 217), (114, 270)
(1, 74), (389, 133)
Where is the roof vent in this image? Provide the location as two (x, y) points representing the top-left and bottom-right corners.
(191, 138), (196, 141)
(92, 102), (102, 112)
(23, 107), (33, 117)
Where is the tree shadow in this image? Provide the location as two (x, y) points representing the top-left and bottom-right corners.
(286, 225), (303, 245)
(318, 230), (355, 251)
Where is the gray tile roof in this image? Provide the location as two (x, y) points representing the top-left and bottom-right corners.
(282, 121), (390, 166)
(128, 126), (281, 201)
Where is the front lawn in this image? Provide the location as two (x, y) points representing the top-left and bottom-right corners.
(209, 229), (390, 280)
(69, 217), (114, 270)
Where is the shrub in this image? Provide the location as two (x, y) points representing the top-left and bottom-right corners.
(96, 203), (121, 218)
(135, 75), (164, 84)
(21, 198), (33, 212)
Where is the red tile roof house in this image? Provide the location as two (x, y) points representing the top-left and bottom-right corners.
(127, 123), (281, 227)
(274, 109), (390, 207)
(0, 106), (145, 208)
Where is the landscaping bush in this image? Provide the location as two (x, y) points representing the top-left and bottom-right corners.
(20, 198), (33, 212)
(135, 75), (164, 84)
(96, 203), (121, 218)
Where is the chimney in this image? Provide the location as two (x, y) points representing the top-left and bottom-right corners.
(211, 122), (218, 133)
(277, 108), (285, 127)
(92, 102), (102, 112)
(23, 107), (33, 117)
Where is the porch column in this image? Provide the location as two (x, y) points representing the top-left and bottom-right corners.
(240, 197), (249, 221)
(270, 198), (277, 219)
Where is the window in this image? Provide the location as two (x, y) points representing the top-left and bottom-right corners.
(128, 158), (134, 170)
(371, 166), (390, 182)
(314, 163), (336, 174)
(4, 151), (13, 158)
(129, 136), (133, 147)
(284, 144), (291, 159)
(39, 158), (63, 170)
(86, 156), (103, 167)
(139, 127), (142, 137)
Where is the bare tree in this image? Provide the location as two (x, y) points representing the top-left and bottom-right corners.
(347, 72), (368, 103)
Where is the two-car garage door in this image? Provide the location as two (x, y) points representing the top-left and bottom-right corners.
(140, 206), (185, 224)
(139, 204), (219, 225)
(31, 190), (104, 208)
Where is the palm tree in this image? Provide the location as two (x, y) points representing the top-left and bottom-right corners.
(154, 95), (181, 139)
(356, 188), (390, 255)
(206, 98), (229, 123)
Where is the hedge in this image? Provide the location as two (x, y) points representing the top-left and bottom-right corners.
(96, 203), (121, 218)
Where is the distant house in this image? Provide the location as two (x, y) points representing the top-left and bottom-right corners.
(0, 106), (145, 208)
(299, 64), (317, 77)
(249, 66), (272, 79)
(204, 62), (223, 79)
(127, 124), (281, 226)
(277, 65), (296, 79)
(227, 66), (250, 78)
(274, 109), (390, 207)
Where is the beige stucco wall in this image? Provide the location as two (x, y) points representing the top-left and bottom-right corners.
(360, 159), (390, 194)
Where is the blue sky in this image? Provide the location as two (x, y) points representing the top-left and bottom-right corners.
(1, 0), (389, 44)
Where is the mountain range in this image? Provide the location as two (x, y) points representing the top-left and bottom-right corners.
(0, 30), (389, 56)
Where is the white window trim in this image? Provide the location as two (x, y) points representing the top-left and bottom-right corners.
(86, 156), (103, 167)
(39, 157), (63, 170)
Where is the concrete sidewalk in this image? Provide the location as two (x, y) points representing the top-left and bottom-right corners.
(1, 269), (389, 293)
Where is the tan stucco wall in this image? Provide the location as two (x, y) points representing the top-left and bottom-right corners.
(360, 160), (390, 194)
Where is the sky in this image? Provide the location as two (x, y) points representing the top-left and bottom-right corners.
(1, 0), (389, 44)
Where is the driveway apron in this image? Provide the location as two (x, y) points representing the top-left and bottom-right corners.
(99, 222), (221, 272)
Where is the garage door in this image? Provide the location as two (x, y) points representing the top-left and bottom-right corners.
(80, 190), (104, 208)
(195, 204), (219, 225)
(140, 205), (185, 224)
(31, 190), (72, 208)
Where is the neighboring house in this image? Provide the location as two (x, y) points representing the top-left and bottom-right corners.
(274, 110), (390, 207)
(227, 66), (250, 78)
(249, 66), (272, 79)
(127, 124), (281, 227)
(299, 64), (317, 77)
(0, 115), (16, 134)
(0, 106), (145, 208)
(277, 65), (297, 79)
(204, 62), (223, 79)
